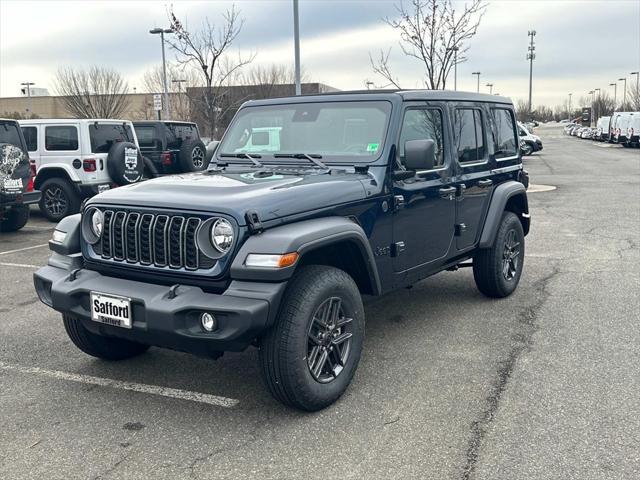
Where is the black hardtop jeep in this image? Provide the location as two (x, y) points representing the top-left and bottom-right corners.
(132, 120), (207, 174)
(35, 90), (530, 411)
(0, 118), (40, 232)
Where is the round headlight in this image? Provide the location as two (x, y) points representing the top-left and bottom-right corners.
(211, 218), (233, 253)
(91, 209), (104, 237)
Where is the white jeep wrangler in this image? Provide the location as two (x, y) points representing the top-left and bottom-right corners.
(19, 119), (145, 222)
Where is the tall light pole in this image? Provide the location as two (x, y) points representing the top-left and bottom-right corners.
(150, 27), (173, 119)
(172, 79), (187, 93)
(472, 72), (481, 93)
(486, 83), (494, 94)
(293, 0), (301, 96)
(527, 30), (537, 118)
(610, 82), (617, 106)
(594, 88), (600, 122)
(589, 90), (595, 126)
(618, 77), (627, 107)
(446, 46), (459, 90)
(20, 82), (35, 114)
(631, 71), (639, 94)
(568, 93), (572, 121)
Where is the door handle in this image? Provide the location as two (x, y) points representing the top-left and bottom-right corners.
(478, 179), (493, 188)
(438, 186), (456, 199)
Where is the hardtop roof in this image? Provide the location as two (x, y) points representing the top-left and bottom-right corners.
(244, 89), (513, 107)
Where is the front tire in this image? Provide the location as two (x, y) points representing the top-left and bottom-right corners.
(0, 205), (30, 232)
(39, 178), (80, 222)
(473, 211), (525, 298)
(63, 314), (150, 360)
(259, 265), (365, 411)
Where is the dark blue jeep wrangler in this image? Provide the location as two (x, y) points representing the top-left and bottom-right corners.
(34, 91), (530, 411)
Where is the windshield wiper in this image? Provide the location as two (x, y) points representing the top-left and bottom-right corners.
(219, 152), (263, 167)
(274, 153), (327, 169)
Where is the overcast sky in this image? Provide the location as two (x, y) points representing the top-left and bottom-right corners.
(1, 0), (638, 108)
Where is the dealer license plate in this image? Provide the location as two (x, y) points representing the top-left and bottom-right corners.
(90, 292), (132, 329)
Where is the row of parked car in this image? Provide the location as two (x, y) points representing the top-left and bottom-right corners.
(564, 111), (640, 146)
(0, 117), (220, 231)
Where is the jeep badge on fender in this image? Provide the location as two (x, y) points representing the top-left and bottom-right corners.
(34, 90), (530, 411)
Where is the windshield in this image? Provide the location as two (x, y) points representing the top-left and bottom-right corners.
(90, 123), (134, 153)
(218, 101), (392, 162)
(0, 122), (24, 149)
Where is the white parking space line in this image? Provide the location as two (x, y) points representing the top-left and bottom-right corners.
(0, 244), (49, 255)
(0, 262), (39, 268)
(0, 361), (239, 408)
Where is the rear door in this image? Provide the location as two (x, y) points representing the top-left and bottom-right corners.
(41, 123), (81, 181)
(135, 123), (162, 163)
(451, 104), (494, 250)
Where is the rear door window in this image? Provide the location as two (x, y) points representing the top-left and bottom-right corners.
(89, 124), (133, 153)
(135, 126), (160, 149)
(454, 108), (486, 164)
(22, 126), (38, 151)
(491, 108), (518, 159)
(45, 126), (78, 151)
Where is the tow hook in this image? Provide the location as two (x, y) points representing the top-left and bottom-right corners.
(167, 284), (181, 299)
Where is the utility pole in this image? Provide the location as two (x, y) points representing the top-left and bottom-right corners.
(618, 77), (627, 107)
(172, 79), (187, 93)
(150, 27), (173, 119)
(486, 83), (494, 94)
(293, 0), (301, 96)
(472, 72), (481, 93)
(21, 82), (35, 114)
(568, 93), (572, 121)
(527, 30), (536, 119)
(610, 83), (617, 106)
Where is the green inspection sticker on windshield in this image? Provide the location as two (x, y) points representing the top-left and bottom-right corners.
(366, 143), (379, 152)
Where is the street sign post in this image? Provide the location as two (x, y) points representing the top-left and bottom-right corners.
(153, 94), (162, 119)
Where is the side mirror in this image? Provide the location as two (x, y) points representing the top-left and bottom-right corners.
(404, 139), (435, 172)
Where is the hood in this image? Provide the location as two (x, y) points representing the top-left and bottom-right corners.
(89, 168), (369, 225)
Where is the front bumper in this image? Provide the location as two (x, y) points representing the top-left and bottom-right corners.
(34, 260), (287, 355)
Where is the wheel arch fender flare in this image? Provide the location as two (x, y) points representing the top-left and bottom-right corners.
(230, 216), (382, 295)
(479, 181), (530, 249)
(35, 165), (79, 189)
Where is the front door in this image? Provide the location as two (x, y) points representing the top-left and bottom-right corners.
(392, 104), (456, 272)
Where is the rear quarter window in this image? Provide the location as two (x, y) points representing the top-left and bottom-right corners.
(491, 108), (518, 159)
(89, 124), (133, 153)
(166, 123), (198, 149)
(21, 126), (37, 151)
(135, 126), (160, 149)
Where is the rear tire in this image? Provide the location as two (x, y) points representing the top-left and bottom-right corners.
(259, 265), (365, 411)
(39, 177), (80, 222)
(473, 211), (525, 298)
(63, 314), (150, 360)
(0, 205), (30, 232)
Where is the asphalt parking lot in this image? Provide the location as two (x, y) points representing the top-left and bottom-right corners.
(1, 126), (638, 480)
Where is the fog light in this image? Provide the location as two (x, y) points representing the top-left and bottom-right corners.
(200, 312), (217, 332)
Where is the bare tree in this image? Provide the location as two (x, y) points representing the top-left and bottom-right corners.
(623, 82), (639, 111)
(54, 66), (130, 118)
(370, 0), (487, 90)
(142, 63), (202, 121)
(166, 5), (255, 137)
(593, 92), (616, 119)
(237, 64), (310, 98)
(515, 99), (529, 119)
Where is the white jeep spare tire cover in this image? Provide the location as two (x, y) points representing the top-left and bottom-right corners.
(106, 141), (144, 186)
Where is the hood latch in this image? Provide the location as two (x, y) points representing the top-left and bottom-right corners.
(245, 210), (264, 234)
